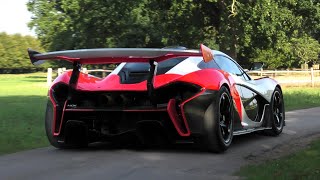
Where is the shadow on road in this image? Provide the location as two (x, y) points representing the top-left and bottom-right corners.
(53, 132), (274, 155)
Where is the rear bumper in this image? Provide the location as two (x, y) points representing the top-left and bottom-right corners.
(49, 89), (218, 139)
(55, 103), (174, 137)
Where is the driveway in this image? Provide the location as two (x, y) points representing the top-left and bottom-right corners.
(1, 107), (320, 180)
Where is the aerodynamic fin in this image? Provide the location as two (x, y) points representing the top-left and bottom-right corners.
(200, 44), (214, 63)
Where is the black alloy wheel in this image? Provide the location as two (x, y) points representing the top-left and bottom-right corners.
(219, 92), (233, 144)
(202, 86), (234, 153)
(264, 87), (285, 136)
(273, 91), (284, 131)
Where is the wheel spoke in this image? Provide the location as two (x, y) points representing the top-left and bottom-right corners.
(279, 112), (283, 118)
(277, 97), (282, 107)
(221, 126), (225, 136)
(274, 113), (280, 124)
(220, 121), (226, 128)
(274, 96), (279, 107)
(275, 94), (282, 107)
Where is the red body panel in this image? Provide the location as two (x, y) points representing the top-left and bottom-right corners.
(52, 69), (230, 91)
(167, 99), (191, 136)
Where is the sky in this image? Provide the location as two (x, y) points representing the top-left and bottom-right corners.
(0, 0), (35, 36)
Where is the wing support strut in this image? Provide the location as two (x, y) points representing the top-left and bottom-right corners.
(147, 60), (158, 106)
(68, 61), (81, 100)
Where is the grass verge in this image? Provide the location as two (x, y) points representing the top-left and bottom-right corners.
(283, 87), (320, 111)
(237, 139), (320, 179)
(0, 73), (320, 155)
(0, 73), (49, 155)
(237, 87), (320, 179)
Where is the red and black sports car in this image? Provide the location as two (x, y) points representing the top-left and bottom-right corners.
(28, 45), (285, 152)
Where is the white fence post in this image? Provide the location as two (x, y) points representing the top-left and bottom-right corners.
(82, 68), (88, 74)
(58, 68), (63, 75)
(47, 68), (52, 86)
(102, 65), (107, 77)
(311, 68), (314, 87)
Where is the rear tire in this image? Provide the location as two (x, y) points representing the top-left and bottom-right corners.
(45, 101), (68, 148)
(202, 86), (234, 153)
(45, 101), (87, 149)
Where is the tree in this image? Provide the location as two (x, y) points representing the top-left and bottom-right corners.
(0, 32), (46, 73)
(27, 0), (320, 69)
(27, 0), (154, 50)
(292, 35), (320, 65)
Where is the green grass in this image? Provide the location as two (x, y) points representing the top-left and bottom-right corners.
(0, 73), (49, 155)
(0, 73), (320, 155)
(283, 87), (320, 111)
(237, 139), (320, 179)
(237, 87), (320, 180)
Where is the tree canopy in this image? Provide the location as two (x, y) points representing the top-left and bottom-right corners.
(0, 32), (47, 73)
(23, 0), (320, 69)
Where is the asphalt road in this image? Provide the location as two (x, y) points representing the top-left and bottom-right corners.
(1, 107), (320, 180)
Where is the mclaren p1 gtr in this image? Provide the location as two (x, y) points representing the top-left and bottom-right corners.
(28, 45), (285, 152)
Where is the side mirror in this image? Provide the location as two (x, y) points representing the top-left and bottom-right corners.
(249, 62), (264, 71)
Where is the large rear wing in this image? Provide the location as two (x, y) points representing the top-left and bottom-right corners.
(27, 44), (213, 65)
(28, 44), (214, 104)
(27, 48), (196, 66)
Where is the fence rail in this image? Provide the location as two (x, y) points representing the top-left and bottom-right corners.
(46, 68), (320, 87)
(247, 68), (320, 87)
(247, 69), (320, 75)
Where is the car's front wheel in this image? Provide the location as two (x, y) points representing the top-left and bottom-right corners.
(202, 86), (234, 153)
(265, 87), (285, 136)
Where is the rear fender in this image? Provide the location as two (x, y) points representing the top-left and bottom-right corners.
(176, 69), (229, 90)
